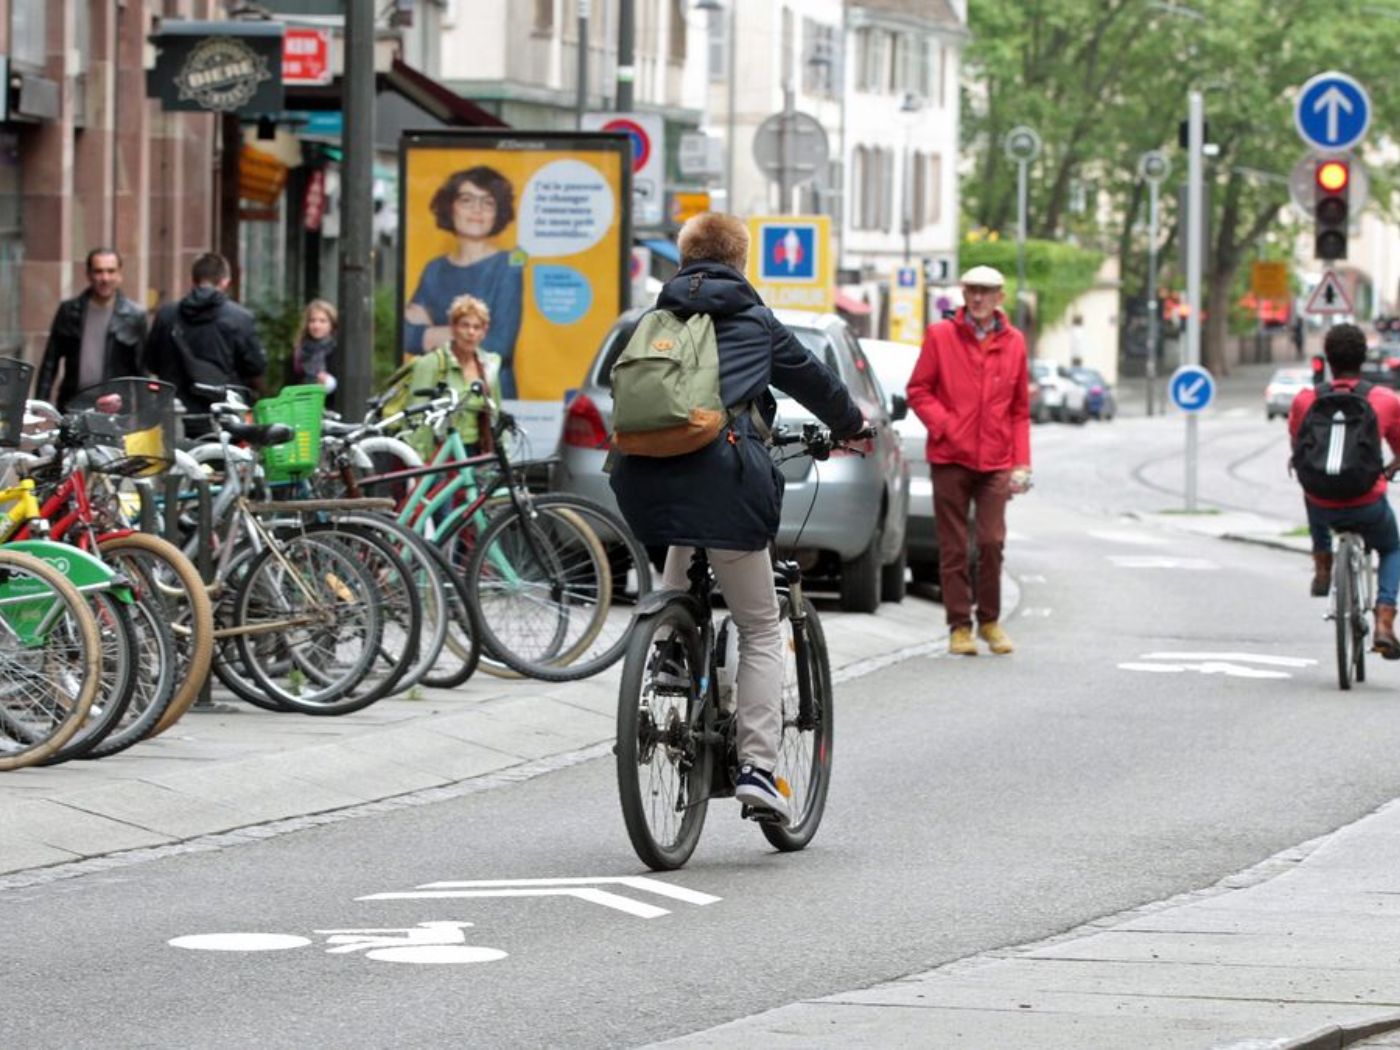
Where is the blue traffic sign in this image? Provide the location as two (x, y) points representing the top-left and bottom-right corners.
(1295, 71), (1370, 152)
(758, 224), (819, 282)
(1169, 364), (1215, 413)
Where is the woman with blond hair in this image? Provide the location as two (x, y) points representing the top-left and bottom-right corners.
(402, 293), (502, 458)
(292, 298), (338, 398)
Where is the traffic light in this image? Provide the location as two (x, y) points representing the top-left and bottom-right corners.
(1314, 158), (1350, 261)
(1311, 353), (1327, 384)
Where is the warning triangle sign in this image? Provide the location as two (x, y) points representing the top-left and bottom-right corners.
(1306, 270), (1353, 315)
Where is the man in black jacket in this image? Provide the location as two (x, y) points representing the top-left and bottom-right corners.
(146, 252), (267, 431)
(35, 248), (148, 408)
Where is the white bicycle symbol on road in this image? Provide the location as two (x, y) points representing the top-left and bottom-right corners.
(170, 921), (507, 965)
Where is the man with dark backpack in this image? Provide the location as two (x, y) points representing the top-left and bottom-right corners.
(1289, 323), (1400, 657)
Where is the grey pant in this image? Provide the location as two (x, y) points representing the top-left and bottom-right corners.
(663, 546), (783, 771)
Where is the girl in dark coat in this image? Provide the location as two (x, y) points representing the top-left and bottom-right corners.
(610, 213), (864, 826)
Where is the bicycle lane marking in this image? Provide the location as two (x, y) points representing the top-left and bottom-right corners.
(1117, 652), (1317, 679)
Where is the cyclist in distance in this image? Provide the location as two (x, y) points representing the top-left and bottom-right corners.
(609, 212), (867, 825)
(1289, 322), (1400, 658)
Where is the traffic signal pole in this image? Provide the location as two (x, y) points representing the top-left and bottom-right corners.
(337, 0), (375, 418)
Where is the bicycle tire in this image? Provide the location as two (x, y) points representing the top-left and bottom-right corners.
(616, 599), (711, 871)
(233, 532), (387, 714)
(1337, 538), (1355, 691)
(333, 512), (451, 695)
(416, 538), (483, 689)
(298, 522), (422, 704)
(41, 591), (137, 764)
(96, 533), (215, 737)
(465, 502), (612, 682)
(0, 550), (102, 770)
(761, 592), (834, 852)
(79, 573), (178, 760)
(212, 546), (295, 712)
(1354, 542), (1368, 684)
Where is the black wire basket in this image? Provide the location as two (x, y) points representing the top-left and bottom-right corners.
(0, 356), (33, 449)
(67, 377), (177, 477)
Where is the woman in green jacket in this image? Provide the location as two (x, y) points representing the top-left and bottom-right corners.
(404, 293), (503, 458)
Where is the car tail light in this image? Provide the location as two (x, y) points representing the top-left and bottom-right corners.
(563, 393), (610, 450)
(1386, 357), (1400, 370)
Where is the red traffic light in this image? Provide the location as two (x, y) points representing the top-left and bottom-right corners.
(1317, 160), (1350, 193)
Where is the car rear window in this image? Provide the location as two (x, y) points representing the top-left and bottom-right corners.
(775, 329), (841, 398)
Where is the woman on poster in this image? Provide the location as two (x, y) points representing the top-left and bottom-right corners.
(403, 165), (524, 397)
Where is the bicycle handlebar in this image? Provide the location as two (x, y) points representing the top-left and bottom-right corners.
(771, 422), (876, 461)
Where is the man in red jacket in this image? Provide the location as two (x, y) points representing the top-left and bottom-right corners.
(906, 265), (1032, 656)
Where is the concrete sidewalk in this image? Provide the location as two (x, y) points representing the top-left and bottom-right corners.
(0, 591), (952, 876)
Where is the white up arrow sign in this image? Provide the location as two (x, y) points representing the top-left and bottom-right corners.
(1314, 86), (1354, 144)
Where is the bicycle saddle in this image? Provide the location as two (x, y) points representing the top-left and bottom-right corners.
(223, 420), (294, 448)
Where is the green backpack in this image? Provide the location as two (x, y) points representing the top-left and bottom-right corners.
(609, 310), (727, 457)
(375, 347), (450, 429)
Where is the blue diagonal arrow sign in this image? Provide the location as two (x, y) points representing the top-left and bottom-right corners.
(1169, 364), (1215, 413)
(1295, 71), (1370, 151)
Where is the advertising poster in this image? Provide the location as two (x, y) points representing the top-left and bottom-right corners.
(744, 215), (833, 313)
(888, 265), (925, 345)
(399, 131), (631, 405)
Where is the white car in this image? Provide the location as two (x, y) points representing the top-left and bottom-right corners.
(1030, 359), (1088, 424)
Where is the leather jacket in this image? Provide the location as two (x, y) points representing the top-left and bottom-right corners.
(35, 290), (149, 408)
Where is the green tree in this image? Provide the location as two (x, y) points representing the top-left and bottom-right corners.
(964, 0), (1400, 372)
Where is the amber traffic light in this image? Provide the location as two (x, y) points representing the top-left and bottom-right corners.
(1314, 158), (1350, 261)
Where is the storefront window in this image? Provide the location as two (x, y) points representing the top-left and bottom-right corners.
(11, 0), (48, 70)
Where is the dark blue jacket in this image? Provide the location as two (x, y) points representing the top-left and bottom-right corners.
(610, 261), (862, 551)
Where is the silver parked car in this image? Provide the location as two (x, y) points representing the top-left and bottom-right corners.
(859, 338), (938, 586)
(555, 308), (910, 612)
(1265, 365), (1312, 420)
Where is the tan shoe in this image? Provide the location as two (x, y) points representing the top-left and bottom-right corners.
(949, 625), (977, 656)
(978, 621), (1014, 654)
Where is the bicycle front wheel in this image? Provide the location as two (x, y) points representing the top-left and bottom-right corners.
(616, 600), (711, 871)
(0, 550), (102, 770)
(1336, 540), (1356, 691)
(762, 592), (834, 852)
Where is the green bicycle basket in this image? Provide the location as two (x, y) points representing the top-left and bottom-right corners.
(253, 384), (326, 483)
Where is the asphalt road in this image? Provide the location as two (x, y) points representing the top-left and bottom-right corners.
(8, 402), (1400, 1049)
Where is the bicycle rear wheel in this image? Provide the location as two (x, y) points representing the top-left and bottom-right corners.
(616, 600), (711, 871)
(1336, 539), (1356, 691)
(1353, 543), (1369, 684)
(43, 591), (138, 764)
(761, 593), (834, 852)
(0, 550), (102, 770)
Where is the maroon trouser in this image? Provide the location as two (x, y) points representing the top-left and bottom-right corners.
(932, 463), (1011, 629)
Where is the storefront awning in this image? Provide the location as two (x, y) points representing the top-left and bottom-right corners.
(835, 290), (873, 316)
(642, 238), (680, 264)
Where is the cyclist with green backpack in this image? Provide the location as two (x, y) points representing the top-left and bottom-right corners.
(609, 212), (868, 825)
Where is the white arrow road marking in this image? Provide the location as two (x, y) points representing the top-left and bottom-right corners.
(1086, 530), (1169, 547)
(1118, 651), (1316, 679)
(1018, 573), (1046, 583)
(1109, 555), (1219, 570)
(1019, 607), (1053, 618)
(359, 877), (721, 919)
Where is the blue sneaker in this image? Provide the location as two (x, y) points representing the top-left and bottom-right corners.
(735, 764), (791, 826)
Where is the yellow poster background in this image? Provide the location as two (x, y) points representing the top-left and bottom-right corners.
(402, 143), (625, 401)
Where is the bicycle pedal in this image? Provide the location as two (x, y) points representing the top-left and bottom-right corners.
(740, 804), (783, 825)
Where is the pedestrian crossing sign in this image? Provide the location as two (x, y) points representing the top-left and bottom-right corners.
(746, 216), (833, 313)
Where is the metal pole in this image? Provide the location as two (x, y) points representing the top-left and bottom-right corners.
(1185, 89), (1203, 512)
(616, 0), (635, 111)
(575, 0), (590, 130)
(337, 0), (375, 419)
(1016, 158), (1028, 330)
(779, 83), (794, 215)
(1146, 178), (1159, 416)
(724, 0), (736, 212)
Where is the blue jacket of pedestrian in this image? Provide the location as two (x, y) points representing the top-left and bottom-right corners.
(610, 261), (862, 551)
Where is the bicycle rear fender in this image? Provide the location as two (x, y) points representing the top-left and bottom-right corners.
(5, 540), (134, 603)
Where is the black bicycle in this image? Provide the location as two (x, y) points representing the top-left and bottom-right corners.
(1329, 526), (1372, 690)
(615, 422), (869, 871)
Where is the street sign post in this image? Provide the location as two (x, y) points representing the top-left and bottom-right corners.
(1169, 364), (1215, 413)
(1295, 71), (1371, 152)
(582, 112), (664, 227)
(1004, 125), (1041, 331)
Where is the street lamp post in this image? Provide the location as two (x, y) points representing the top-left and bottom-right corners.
(575, 0), (590, 129)
(1185, 88), (1204, 511)
(1004, 126), (1041, 332)
(1138, 149), (1171, 417)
